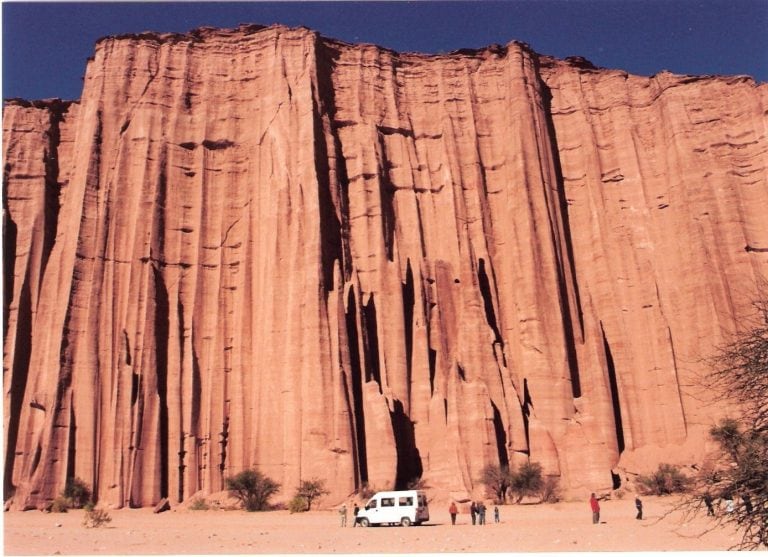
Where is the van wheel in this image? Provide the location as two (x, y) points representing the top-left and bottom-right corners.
(359, 518), (370, 527)
(400, 517), (412, 527)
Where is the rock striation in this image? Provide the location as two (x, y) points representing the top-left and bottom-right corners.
(3, 25), (767, 509)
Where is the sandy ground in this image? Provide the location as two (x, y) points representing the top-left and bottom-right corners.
(3, 495), (741, 555)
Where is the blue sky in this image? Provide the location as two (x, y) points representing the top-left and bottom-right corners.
(3, 1), (768, 101)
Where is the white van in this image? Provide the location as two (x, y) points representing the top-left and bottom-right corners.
(356, 490), (429, 527)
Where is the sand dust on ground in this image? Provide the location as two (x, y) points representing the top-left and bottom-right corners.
(3, 495), (741, 554)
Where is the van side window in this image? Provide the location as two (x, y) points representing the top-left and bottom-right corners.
(381, 497), (395, 507)
(398, 497), (413, 506)
(366, 499), (377, 509)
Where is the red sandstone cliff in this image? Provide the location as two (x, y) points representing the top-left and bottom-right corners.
(3, 24), (767, 510)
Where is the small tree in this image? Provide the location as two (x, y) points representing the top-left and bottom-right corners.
(225, 469), (280, 512)
(479, 464), (511, 504)
(538, 475), (561, 503)
(637, 463), (692, 495)
(683, 293), (768, 549)
(63, 477), (92, 509)
(294, 478), (329, 511)
(508, 461), (543, 503)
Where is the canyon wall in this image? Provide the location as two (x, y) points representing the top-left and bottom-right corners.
(3, 25), (767, 509)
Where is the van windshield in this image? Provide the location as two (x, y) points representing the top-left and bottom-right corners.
(366, 499), (377, 509)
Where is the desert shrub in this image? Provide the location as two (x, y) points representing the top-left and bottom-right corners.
(294, 478), (329, 511)
(63, 477), (91, 509)
(50, 496), (69, 513)
(509, 461), (544, 503)
(83, 506), (112, 528)
(225, 469), (280, 512)
(479, 464), (511, 504)
(539, 475), (561, 503)
(288, 495), (308, 514)
(188, 497), (210, 511)
(637, 463), (692, 495)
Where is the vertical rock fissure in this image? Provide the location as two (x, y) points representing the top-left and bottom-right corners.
(362, 295), (382, 389)
(477, 258), (502, 344)
(176, 300), (186, 502)
(402, 259), (415, 401)
(3, 275), (31, 496)
(66, 402), (77, 483)
(600, 323), (625, 454)
(538, 77), (584, 399)
(522, 378), (532, 455)
(345, 289), (368, 485)
(490, 401), (509, 469)
(152, 265), (170, 499)
(41, 101), (68, 283)
(315, 39), (353, 284)
(2, 163), (17, 341)
(218, 417), (228, 492)
(376, 135), (396, 262)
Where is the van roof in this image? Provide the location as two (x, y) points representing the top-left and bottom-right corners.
(370, 490), (425, 497)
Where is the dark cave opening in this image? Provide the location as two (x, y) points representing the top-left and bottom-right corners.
(390, 399), (423, 490)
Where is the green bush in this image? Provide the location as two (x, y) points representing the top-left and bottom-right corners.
(50, 496), (69, 513)
(225, 469), (280, 511)
(637, 463), (692, 495)
(509, 461), (544, 503)
(288, 495), (308, 514)
(188, 497), (210, 511)
(63, 477), (91, 509)
(295, 478), (329, 511)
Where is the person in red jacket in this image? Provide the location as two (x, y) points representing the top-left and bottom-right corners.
(590, 493), (600, 524)
(449, 501), (458, 525)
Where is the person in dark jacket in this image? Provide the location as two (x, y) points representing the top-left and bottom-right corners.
(635, 496), (643, 520)
(470, 501), (477, 525)
(703, 493), (715, 516)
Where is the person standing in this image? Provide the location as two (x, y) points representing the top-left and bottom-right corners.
(339, 504), (347, 527)
(635, 496), (643, 520)
(449, 501), (458, 525)
(494, 506), (500, 523)
(590, 493), (600, 524)
(704, 493), (715, 516)
(470, 501), (477, 525)
(352, 503), (360, 527)
(743, 494), (753, 515)
(478, 501), (486, 525)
